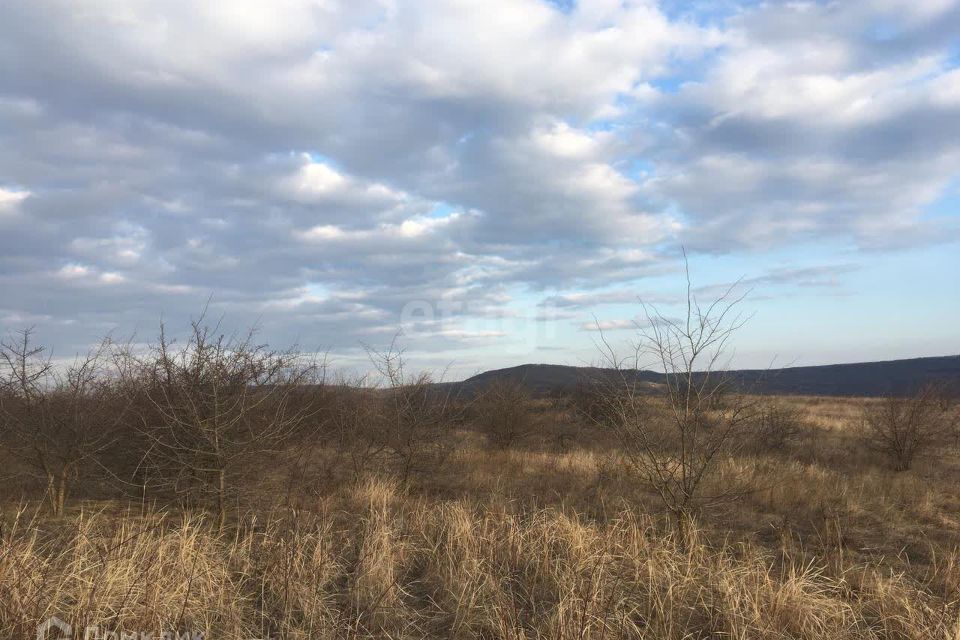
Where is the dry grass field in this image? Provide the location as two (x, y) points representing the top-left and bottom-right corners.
(2, 388), (960, 640)
(7, 1), (960, 637)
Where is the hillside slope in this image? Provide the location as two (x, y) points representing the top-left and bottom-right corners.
(448, 355), (960, 397)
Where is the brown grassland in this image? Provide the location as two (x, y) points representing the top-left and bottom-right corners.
(2, 383), (960, 639)
(1, 282), (957, 639)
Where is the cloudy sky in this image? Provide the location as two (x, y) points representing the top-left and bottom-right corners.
(1, 0), (958, 377)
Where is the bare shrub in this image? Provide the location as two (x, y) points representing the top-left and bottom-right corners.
(366, 339), (459, 483)
(859, 385), (953, 471)
(0, 330), (122, 514)
(750, 402), (803, 452)
(473, 379), (536, 450)
(568, 379), (621, 427)
(126, 316), (322, 527)
(594, 255), (758, 540)
(324, 380), (389, 481)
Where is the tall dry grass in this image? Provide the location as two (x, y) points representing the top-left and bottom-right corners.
(3, 477), (958, 639)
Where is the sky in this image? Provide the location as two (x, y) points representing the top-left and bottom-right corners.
(1, 0), (958, 379)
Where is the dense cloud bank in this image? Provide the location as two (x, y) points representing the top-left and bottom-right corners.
(1, 0), (958, 364)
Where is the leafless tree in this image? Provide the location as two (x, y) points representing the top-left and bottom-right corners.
(0, 329), (120, 514)
(860, 385), (954, 471)
(128, 316), (323, 528)
(594, 255), (758, 542)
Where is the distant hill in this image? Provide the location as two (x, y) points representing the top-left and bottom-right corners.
(445, 363), (661, 397)
(445, 355), (960, 398)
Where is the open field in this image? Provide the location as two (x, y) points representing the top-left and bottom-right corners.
(2, 388), (960, 640)
(6, 2), (960, 638)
